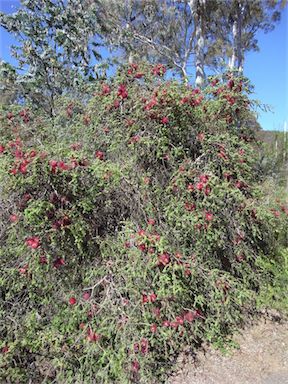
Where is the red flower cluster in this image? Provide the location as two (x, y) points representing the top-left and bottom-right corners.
(25, 236), (40, 249)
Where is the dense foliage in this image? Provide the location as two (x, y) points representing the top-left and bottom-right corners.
(0, 64), (287, 383)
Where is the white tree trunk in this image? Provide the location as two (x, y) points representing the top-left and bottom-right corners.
(229, 19), (237, 69)
(189, 0), (205, 87)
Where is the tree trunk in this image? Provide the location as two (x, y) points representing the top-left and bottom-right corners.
(189, 0), (205, 87)
(229, 1), (243, 73)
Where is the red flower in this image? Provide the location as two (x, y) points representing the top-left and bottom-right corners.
(102, 83), (111, 95)
(162, 320), (170, 327)
(152, 64), (166, 76)
(53, 258), (65, 268)
(150, 323), (157, 333)
(184, 202), (196, 212)
(39, 255), (47, 265)
(10, 214), (19, 223)
(25, 236), (40, 249)
(69, 297), (77, 305)
(199, 174), (209, 183)
(117, 84), (128, 99)
(149, 292), (157, 303)
(161, 116), (169, 124)
(82, 291), (91, 301)
(187, 183), (194, 192)
(95, 151), (104, 160)
(1, 345), (9, 354)
(196, 182), (204, 191)
(158, 252), (170, 266)
(142, 294), (149, 304)
(70, 142), (82, 151)
(19, 264), (28, 275)
(197, 132), (205, 141)
(176, 316), (184, 325)
(0, 145), (5, 153)
(205, 212), (213, 221)
(131, 360), (140, 372)
(183, 311), (196, 323)
(140, 338), (149, 355)
(87, 329), (101, 342)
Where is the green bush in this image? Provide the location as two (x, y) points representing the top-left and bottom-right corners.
(0, 64), (287, 383)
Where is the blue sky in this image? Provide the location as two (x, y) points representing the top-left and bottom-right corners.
(0, 0), (287, 131)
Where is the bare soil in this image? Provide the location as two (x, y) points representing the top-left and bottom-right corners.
(168, 314), (288, 384)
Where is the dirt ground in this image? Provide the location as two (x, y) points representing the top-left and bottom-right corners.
(168, 314), (288, 384)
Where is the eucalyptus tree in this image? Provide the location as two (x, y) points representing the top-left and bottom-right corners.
(0, 0), (102, 115)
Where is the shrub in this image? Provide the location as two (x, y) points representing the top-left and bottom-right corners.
(0, 64), (287, 383)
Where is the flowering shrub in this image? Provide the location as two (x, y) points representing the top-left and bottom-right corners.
(0, 64), (287, 383)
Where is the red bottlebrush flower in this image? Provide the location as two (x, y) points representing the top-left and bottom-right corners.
(153, 307), (161, 318)
(39, 255), (47, 265)
(19, 264), (28, 275)
(87, 329), (101, 342)
(199, 174), (209, 183)
(137, 229), (146, 237)
(176, 316), (184, 325)
(197, 132), (205, 142)
(152, 64), (166, 76)
(9, 214), (19, 223)
(187, 183), (194, 192)
(271, 209), (280, 218)
(227, 79), (234, 90)
(102, 83), (111, 95)
(79, 322), (86, 330)
(205, 212), (213, 221)
(25, 236), (40, 249)
(137, 243), (147, 252)
(149, 293), (157, 303)
(184, 202), (196, 212)
(210, 78), (219, 86)
(150, 323), (157, 333)
(9, 168), (18, 176)
(196, 182), (204, 191)
(114, 99), (120, 108)
(19, 161), (28, 174)
(140, 338), (149, 355)
(7, 112), (14, 119)
(53, 258), (65, 268)
(128, 135), (140, 144)
(142, 294), (149, 304)
(162, 320), (170, 327)
(124, 241), (131, 248)
(0, 145), (5, 153)
(82, 291), (91, 301)
(144, 98), (157, 111)
(134, 72), (144, 79)
(57, 161), (69, 171)
(117, 84), (128, 99)
(158, 252), (170, 266)
(95, 151), (104, 160)
(161, 116), (169, 124)
(69, 297), (77, 305)
(183, 311), (196, 323)
(175, 252), (182, 259)
(170, 321), (179, 329)
(1, 345), (9, 354)
(147, 218), (156, 226)
(218, 151), (228, 160)
(70, 142), (82, 151)
(131, 360), (140, 372)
